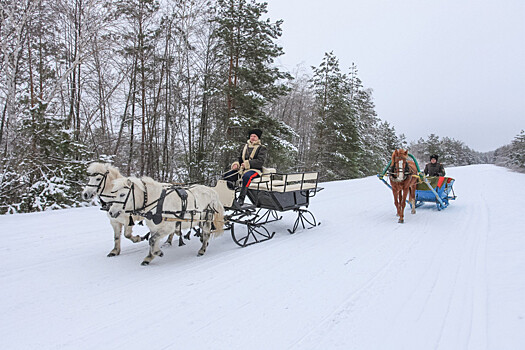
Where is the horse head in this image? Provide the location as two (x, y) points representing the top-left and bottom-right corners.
(390, 149), (410, 182)
(82, 162), (122, 201)
(108, 177), (146, 219)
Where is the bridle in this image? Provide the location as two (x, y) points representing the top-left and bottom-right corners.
(111, 181), (149, 215)
(85, 171), (116, 205)
(389, 156), (412, 182)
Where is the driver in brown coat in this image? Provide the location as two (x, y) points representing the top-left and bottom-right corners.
(223, 129), (267, 208)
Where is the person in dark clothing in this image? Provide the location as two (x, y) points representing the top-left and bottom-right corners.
(424, 154), (446, 177)
(224, 129), (267, 208)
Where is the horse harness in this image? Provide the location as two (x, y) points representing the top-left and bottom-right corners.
(389, 159), (413, 180)
(86, 170), (115, 210)
(388, 160), (423, 186)
(115, 182), (217, 230)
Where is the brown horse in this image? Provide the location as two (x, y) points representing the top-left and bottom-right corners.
(389, 149), (418, 223)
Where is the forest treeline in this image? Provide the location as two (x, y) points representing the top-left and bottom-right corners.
(0, 0), (518, 214)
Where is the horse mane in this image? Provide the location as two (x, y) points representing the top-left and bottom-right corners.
(127, 176), (154, 193)
(87, 162), (122, 178)
(111, 177), (129, 192)
(140, 176), (159, 187)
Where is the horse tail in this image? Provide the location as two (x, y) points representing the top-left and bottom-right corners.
(211, 197), (225, 237)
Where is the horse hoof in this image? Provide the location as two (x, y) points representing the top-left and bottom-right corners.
(162, 242), (172, 248)
(107, 252), (118, 257)
(398, 219), (404, 223)
(142, 232), (150, 241)
(141, 261), (150, 266)
(197, 251), (204, 256)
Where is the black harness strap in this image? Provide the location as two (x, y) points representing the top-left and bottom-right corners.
(173, 188), (188, 246)
(132, 185), (214, 246)
(389, 160), (413, 178)
(100, 197), (110, 211)
(86, 170), (117, 208)
(150, 189), (167, 225)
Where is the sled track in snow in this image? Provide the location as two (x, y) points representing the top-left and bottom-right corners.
(288, 222), (425, 348)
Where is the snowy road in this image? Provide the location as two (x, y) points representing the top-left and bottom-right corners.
(1, 164), (524, 349)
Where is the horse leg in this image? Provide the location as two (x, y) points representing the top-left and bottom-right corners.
(198, 223), (211, 256)
(410, 184), (417, 214)
(123, 224), (144, 243)
(399, 188), (410, 223)
(392, 188), (400, 217)
(394, 190), (403, 219)
(163, 232), (175, 247)
(141, 232), (164, 266)
(108, 220), (123, 257)
(398, 191), (404, 218)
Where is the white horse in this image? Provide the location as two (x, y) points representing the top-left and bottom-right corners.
(82, 163), (147, 257)
(109, 176), (225, 266)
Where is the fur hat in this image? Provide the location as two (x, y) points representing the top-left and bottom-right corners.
(248, 129), (262, 139)
(430, 154), (439, 161)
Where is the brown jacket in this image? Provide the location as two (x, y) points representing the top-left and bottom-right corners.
(231, 140), (267, 175)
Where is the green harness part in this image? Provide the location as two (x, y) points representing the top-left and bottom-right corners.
(380, 153), (421, 176)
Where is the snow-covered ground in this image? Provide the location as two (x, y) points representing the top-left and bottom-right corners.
(1, 164), (524, 349)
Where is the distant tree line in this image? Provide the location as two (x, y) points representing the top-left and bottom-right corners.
(408, 134), (489, 168)
(0, 0), (489, 214)
(488, 130), (525, 172)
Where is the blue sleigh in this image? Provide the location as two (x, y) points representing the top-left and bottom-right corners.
(378, 153), (457, 211)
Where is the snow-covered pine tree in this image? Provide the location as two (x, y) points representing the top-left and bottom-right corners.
(311, 52), (361, 181)
(378, 121), (405, 160)
(348, 63), (383, 176)
(0, 99), (91, 214)
(0, 0), (96, 214)
(509, 130), (525, 171)
(213, 0), (294, 171)
(425, 133), (442, 158)
(409, 134), (483, 168)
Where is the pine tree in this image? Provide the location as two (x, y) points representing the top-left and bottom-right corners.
(311, 52), (360, 180)
(213, 0), (293, 170)
(378, 121), (403, 157)
(349, 63), (383, 176)
(509, 130), (525, 170)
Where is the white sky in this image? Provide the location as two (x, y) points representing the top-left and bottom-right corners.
(267, 0), (525, 152)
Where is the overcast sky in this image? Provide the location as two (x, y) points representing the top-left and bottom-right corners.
(266, 0), (525, 152)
